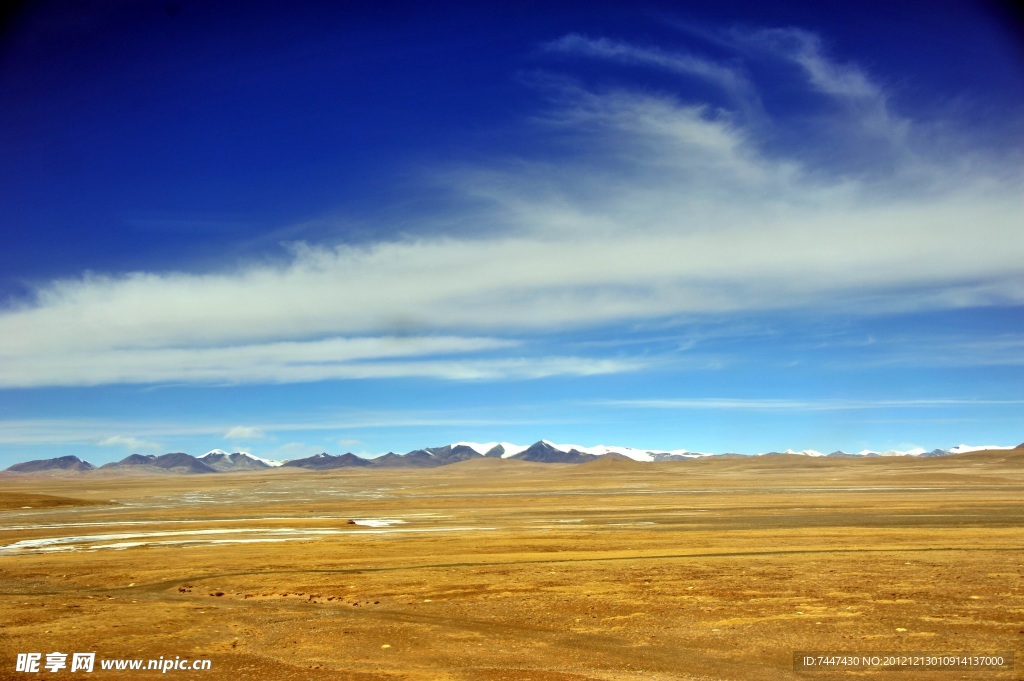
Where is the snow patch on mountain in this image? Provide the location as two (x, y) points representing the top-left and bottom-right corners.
(200, 449), (283, 467)
(539, 440), (652, 462)
(792, 449), (824, 457)
(453, 442), (530, 458)
(243, 452), (284, 467)
(877, 447), (928, 457)
(948, 444), (1016, 454)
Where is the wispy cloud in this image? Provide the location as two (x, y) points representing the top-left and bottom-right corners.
(726, 26), (910, 147)
(0, 343), (652, 387)
(271, 442), (327, 459)
(0, 28), (1020, 389)
(846, 334), (1024, 368)
(224, 425), (265, 440)
(605, 397), (1024, 412)
(0, 411), (564, 447)
(97, 434), (161, 453)
(544, 33), (760, 115)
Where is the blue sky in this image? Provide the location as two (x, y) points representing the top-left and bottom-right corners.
(1, 0), (1022, 466)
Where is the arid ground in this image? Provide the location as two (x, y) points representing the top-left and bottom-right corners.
(1, 451), (1022, 680)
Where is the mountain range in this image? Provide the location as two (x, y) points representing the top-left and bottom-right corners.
(4, 440), (1023, 474)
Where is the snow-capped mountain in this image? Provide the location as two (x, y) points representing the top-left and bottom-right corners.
(181, 439), (1024, 468)
(758, 449), (827, 457)
(280, 452), (371, 470)
(199, 449), (283, 470)
(453, 440), (711, 462)
(5, 441), (1021, 474)
(453, 441), (530, 458)
(855, 448), (930, 457)
(821, 445), (1017, 458)
(948, 444), (1017, 454)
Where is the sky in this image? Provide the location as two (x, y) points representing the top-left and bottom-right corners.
(1, 0), (1022, 466)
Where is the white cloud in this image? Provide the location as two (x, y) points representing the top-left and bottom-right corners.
(97, 435), (161, 452)
(0, 419), (214, 445)
(224, 425), (265, 440)
(271, 442), (326, 460)
(545, 34), (759, 113)
(728, 27), (910, 146)
(747, 28), (880, 100)
(849, 334), (1024, 368)
(0, 341), (650, 387)
(605, 398), (1024, 411)
(0, 412), (561, 447)
(0, 30), (1021, 388)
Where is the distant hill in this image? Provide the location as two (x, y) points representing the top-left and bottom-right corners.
(198, 449), (278, 471)
(100, 454), (158, 468)
(423, 444), (486, 465)
(514, 441), (599, 463)
(578, 452), (646, 470)
(371, 450), (440, 468)
(282, 452), (372, 470)
(151, 453), (219, 474)
(6, 455), (94, 472)
(100, 452), (217, 474)
(7, 440), (1021, 474)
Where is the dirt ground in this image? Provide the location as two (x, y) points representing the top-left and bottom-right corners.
(1, 452), (1021, 680)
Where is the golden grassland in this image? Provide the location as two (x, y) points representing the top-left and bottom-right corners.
(1, 450), (1022, 680)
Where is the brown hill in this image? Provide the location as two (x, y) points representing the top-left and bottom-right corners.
(282, 452), (371, 469)
(6, 456), (94, 473)
(0, 492), (111, 510)
(577, 453), (647, 470)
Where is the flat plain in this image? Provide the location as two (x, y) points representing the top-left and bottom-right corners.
(1, 451), (1022, 680)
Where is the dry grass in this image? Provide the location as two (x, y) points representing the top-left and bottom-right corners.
(0, 452), (1021, 680)
(0, 492), (110, 511)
